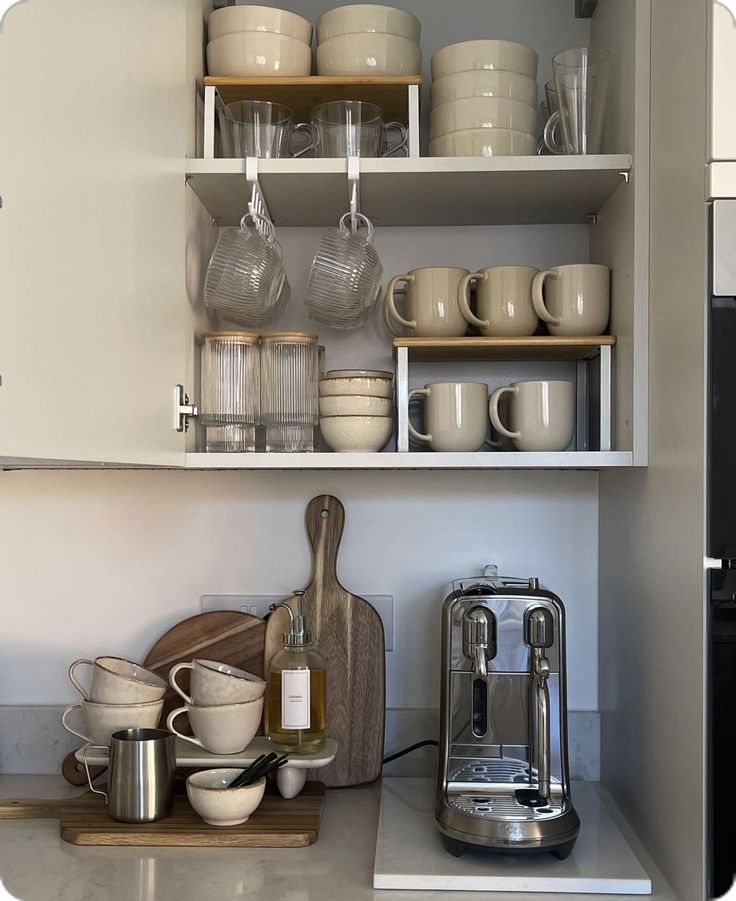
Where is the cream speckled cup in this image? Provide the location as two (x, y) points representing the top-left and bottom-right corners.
(532, 264), (610, 336)
(458, 265), (539, 336)
(489, 380), (575, 452)
(385, 267), (469, 337)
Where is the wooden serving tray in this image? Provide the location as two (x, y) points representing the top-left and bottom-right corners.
(0, 782), (325, 848)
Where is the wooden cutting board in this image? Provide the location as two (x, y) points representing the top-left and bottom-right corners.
(62, 611), (266, 785)
(0, 782), (325, 847)
(265, 495), (385, 787)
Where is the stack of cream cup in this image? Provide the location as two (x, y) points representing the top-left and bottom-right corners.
(429, 40), (540, 157)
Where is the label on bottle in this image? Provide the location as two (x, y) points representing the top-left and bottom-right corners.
(281, 668), (310, 730)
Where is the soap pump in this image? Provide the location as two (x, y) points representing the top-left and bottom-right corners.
(265, 590), (327, 753)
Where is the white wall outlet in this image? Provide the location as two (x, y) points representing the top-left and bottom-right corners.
(201, 593), (394, 652)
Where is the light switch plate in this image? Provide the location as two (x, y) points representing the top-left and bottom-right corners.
(201, 594), (394, 651)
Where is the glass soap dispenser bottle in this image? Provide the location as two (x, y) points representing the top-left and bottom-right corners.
(266, 591), (327, 753)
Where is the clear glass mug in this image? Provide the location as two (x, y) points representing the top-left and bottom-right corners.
(204, 210), (286, 327)
(199, 332), (261, 453)
(302, 101), (408, 158)
(544, 47), (611, 155)
(539, 81), (564, 155)
(217, 100), (312, 159)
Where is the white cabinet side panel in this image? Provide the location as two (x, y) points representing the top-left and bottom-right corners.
(599, 0), (708, 899)
(0, 0), (189, 465)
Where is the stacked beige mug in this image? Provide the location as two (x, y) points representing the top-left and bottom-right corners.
(62, 656), (168, 746)
(429, 40), (540, 157)
(166, 659), (266, 755)
(316, 4), (421, 76)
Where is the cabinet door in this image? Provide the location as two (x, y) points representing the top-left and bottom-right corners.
(0, 0), (190, 465)
(710, 0), (736, 162)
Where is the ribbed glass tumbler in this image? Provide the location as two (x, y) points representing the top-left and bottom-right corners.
(260, 332), (319, 453)
(199, 332), (261, 452)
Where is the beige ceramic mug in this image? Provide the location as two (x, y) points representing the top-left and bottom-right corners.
(489, 380), (575, 452)
(68, 656), (167, 704)
(169, 659), (266, 706)
(166, 698), (263, 755)
(409, 381), (489, 452)
(61, 699), (164, 745)
(458, 265), (539, 336)
(385, 267), (469, 337)
(532, 263), (611, 336)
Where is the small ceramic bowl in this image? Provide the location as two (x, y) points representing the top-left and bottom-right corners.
(430, 97), (537, 140)
(207, 32), (312, 77)
(320, 414), (393, 453)
(316, 33), (421, 76)
(316, 4), (421, 43)
(431, 39), (538, 81)
(187, 770), (266, 826)
(326, 369), (393, 380)
(319, 376), (393, 398)
(319, 394), (392, 417)
(429, 127), (536, 158)
(208, 5), (313, 44)
(430, 70), (538, 108)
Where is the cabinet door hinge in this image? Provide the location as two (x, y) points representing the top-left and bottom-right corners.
(174, 385), (198, 432)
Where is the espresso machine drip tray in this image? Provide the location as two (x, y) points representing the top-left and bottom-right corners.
(449, 791), (564, 822)
(449, 757), (533, 784)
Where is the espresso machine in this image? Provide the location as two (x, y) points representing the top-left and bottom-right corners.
(436, 570), (580, 858)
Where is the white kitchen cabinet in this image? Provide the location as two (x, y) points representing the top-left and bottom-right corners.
(0, 0), (194, 466)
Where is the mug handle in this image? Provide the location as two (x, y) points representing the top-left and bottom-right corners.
(457, 272), (490, 330)
(532, 270), (562, 326)
(82, 745), (109, 801)
(543, 111), (565, 155)
(489, 386), (522, 441)
(408, 388), (432, 445)
(68, 658), (94, 700)
(382, 289), (405, 336)
(382, 122), (408, 158)
(291, 122), (314, 158)
(386, 274), (416, 330)
(166, 706), (206, 749)
(168, 662), (194, 705)
(61, 704), (92, 743)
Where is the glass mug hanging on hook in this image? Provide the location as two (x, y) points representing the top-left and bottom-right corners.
(543, 47), (611, 155)
(298, 101), (408, 158)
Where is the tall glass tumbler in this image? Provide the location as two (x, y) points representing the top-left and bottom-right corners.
(199, 332), (261, 452)
(551, 47), (611, 154)
(261, 332), (319, 453)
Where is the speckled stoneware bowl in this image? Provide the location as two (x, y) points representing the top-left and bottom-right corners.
(187, 770), (266, 826)
(319, 376), (393, 398)
(319, 395), (392, 417)
(320, 414), (393, 453)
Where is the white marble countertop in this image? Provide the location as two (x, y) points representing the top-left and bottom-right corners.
(0, 776), (681, 901)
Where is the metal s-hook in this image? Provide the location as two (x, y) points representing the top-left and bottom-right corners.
(245, 156), (273, 235)
(347, 155), (360, 230)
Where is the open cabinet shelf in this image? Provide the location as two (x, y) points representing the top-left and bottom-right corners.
(185, 154), (632, 227)
(184, 450), (634, 469)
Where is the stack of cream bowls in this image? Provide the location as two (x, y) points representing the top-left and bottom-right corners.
(429, 40), (539, 157)
(206, 5), (313, 77)
(316, 4), (421, 76)
(319, 370), (394, 453)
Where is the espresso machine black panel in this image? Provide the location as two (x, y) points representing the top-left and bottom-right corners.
(435, 573), (580, 858)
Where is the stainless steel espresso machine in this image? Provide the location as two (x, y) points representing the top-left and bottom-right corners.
(436, 571), (580, 858)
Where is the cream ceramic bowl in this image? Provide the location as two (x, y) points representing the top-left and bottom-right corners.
(429, 127), (536, 158)
(187, 770), (266, 827)
(206, 32), (312, 77)
(319, 376), (393, 398)
(316, 33), (421, 76)
(316, 4), (421, 43)
(430, 70), (538, 108)
(320, 415), (393, 453)
(208, 5), (312, 44)
(431, 39), (538, 81)
(319, 394), (392, 417)
(430, 97), (537, 140)
(326, 369), (393, 379)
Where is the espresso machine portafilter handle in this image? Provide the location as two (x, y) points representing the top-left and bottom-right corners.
(463, 607), (496, 676)
(526, 607), (554, 801)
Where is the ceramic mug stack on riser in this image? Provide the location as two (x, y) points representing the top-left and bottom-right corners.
(385, 267), (470, 337)
(458, 265), (540, 336)
(532, 264), (611, 335)
(166, 658), (266, 755)
(62, 657), (167, 746)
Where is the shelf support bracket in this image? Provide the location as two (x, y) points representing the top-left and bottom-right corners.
(618, 170), (630, 184)
(204, 86), (217, 160)
(599, 345), (612, 452)
(395, 346), (409, 453)
(245, 156), (273, 233)
(408, 84), (420, 158)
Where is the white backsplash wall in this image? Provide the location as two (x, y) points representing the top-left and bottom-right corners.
(0, 469), (598, 710)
